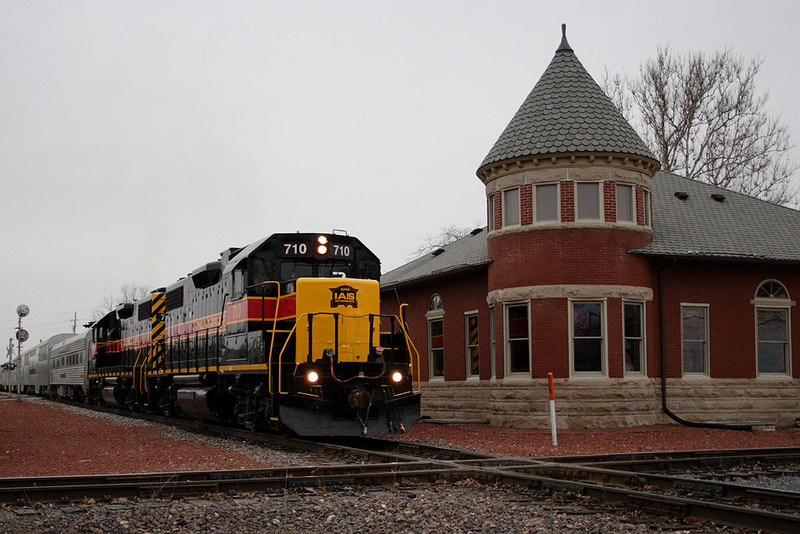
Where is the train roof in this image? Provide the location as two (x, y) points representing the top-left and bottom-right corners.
(220, 233), (373, 276)
(21, 333), (74, 357)
(51, 331), (90, 350)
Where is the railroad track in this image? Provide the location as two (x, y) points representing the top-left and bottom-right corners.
(5, 401), (800, 533)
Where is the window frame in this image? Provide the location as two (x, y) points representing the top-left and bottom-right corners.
(534, 182), (560, 223)
(464, 311), (480, 379)
(622, 301), (646, 376)
(487, 194), (495, 232)
(616, 183), (635, 224)
(643, 189), (652, 227)
(754, 280), (792, 377)
(426, 294), (445, 380)
(575, 182), (602, 221)
(681, 304), (710, 377)
(427, 318), (445, 380)
(503, 301), (531, 377)
(569, 299), (607, 377)
(489, 306), (496, 379)
(502, 187), (521, 228)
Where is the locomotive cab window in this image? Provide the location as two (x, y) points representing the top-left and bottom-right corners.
(233, 269), (245, 299)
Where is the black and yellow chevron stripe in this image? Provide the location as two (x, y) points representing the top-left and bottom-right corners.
(149, 291), (165, 369)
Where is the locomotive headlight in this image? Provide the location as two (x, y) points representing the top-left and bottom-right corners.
(306, 370), (320, 384)
(391, 371), (403, 384)
(316, 236), (328, 255)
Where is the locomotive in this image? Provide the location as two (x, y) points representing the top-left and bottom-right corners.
(4, 232), (422, 436)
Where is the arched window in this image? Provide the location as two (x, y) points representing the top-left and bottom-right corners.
(426, 294), (445, 379)
(756, 280), (789, 300)
(754, 280), (792, 376)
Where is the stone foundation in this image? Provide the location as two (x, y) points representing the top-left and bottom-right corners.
(419, 378), (800, 428)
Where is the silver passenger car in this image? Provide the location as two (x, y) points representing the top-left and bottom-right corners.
(20, 334), (72, 394)
(50, 331), (91, 399)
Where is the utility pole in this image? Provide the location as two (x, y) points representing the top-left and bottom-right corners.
(72, 312), (77, 334)
(15, 305), (29, 402)
(4, 339), (10, 399)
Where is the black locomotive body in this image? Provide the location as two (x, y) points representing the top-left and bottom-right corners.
(87, 233), (421, 436)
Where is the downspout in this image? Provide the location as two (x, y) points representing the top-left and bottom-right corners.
(659, 261), (752, 431)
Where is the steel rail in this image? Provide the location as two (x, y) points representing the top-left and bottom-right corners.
(473, 466), (800, 534)
(42, 400), (800, 532)
(533, 446), (800, 467)
(0, 461), (468, 505)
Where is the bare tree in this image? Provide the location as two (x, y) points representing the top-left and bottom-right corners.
(91, 283), (151, 321)
(410, 224), (478, 259)
(605, 47), (798, 205)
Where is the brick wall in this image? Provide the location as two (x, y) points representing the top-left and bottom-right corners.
(659, 261), (800, 379)
(384, 270), (490, 382)
(603, 181), (616, 222)
(561, 180), (575, 222)
(487, 227), (653, 290)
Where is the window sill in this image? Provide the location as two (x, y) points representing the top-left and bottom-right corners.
(570, 373), (609, 380)
(502, 373), (532, 380)
(756, 374), (794, 380)
(622, 373), (648, 379)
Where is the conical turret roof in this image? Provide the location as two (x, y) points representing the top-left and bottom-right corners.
(478, 25), (657, 173)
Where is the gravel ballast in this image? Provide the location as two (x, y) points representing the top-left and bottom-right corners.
(0, 482), (720, 534)
(2, 395), (797, 533)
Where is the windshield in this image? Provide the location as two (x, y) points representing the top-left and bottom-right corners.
(280, 261), (353, 281)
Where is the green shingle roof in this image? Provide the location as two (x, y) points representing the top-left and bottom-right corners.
(632, 172), (800, 263)
(479, 25), (656, 172)
(382, 174), (800, 288)
(381, 229), (490, 289)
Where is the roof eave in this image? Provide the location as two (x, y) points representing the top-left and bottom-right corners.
(380, 260), (492, 291)
(629, 249), (800, 265)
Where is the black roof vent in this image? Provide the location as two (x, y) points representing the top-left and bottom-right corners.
(675, 191), (689, 200)
(470, 228), (483, 235)
(711, 193), (726, 202)
(431, 248), (445, 257)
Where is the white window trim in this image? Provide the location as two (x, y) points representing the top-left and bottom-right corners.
(680, 303), (710, 377)
(533, 182), (560, 224)
(622, 300), (646, 377)
(487, 194), (495, 232)
(489, 306), (496, 379)
(616, 183), (635, 224)
(754, 304), (792, 378)
(575, 182), (604, 222)
(464, 310), (480, 380)
(503, 301), (531, 378)
(643, 189), (652, 227)
(427, 317), (445, 381)
(568, 299), (608, 378)
(501, 187), (521, 228)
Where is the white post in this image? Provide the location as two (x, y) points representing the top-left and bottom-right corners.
(548, 372), (557, 447)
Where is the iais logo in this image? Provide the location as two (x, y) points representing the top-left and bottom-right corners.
(329, 285), (359, 308)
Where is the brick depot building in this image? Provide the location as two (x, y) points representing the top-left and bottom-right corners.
(380, 28), (800, 429)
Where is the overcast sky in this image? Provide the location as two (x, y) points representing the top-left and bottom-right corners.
(2, 0), (799, 348)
